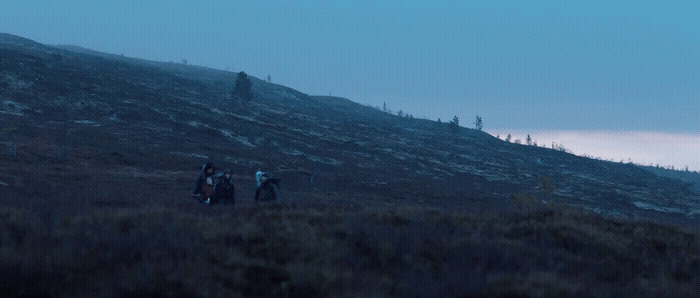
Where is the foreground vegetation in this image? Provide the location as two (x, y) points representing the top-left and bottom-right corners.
(1, 199), (699, 297)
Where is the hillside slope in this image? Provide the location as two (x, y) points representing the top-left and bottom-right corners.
(0, 33), (698, 226)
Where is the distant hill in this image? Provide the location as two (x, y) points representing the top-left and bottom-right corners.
(637, 165), (700, 191)
(0, 33), (698, 226)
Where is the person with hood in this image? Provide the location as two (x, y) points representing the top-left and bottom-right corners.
(213, 168), (236, 205)
(254, 172), (280, 205)
(255, 169), (263, 187)
(193, 162), (216, 204)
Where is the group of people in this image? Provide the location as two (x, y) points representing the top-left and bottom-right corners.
(191, 162), (280, 206)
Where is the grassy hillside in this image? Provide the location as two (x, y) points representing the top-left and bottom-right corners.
(1, 33), (700, 295)
(637, 165), (700, 191)
(2, 197), (698, 296)
(1, 33), (699, 225)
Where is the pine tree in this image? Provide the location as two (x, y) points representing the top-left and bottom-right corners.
(474, 115), (483, 131)
(526, 134), (532, 145)
(232, 71), (253, 103)
(449, 116), (460, 134)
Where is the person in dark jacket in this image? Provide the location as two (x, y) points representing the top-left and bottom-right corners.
(193, 162), (216, 203)
(254, 173), (280, 205)
(213, 168), (236, 205)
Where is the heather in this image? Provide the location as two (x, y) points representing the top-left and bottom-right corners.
(2, 197), (698, 296)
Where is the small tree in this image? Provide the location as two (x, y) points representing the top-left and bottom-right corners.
(2, 125), (18, 157)
(474, 115), (483, 131)
(449, 116), (459, 134)
(7, 142), (16, 157)
(505, 134), (512, 142)
(232, 71), (253, 103)
(526, 134), (532, 145)
(267, 74), (271, 83)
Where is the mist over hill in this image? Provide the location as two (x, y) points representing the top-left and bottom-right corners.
(0, 33), (698, 226)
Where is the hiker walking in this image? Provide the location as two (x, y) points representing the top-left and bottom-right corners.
(193, 162), (216, 204)
(254, 172), (280, 205)
(255, 168), (263, 187)
(213, 168), (236, 205)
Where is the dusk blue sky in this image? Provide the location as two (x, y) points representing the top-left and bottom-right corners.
(2, 1), (699, 169)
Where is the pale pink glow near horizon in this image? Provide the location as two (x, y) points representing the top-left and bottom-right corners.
(488, 130), (700, 172)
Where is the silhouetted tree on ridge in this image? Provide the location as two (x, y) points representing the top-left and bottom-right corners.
(449, 116), (459, 134)
(474, 115), (483, 131)
(232, 71), (252, 104)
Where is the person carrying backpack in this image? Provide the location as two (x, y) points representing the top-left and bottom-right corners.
(213, 168), (236, 205)
(193, 162), (216, 204)
(254, 173), (280, 205)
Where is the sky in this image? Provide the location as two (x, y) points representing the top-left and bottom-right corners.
(1, 0), (699, 170)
